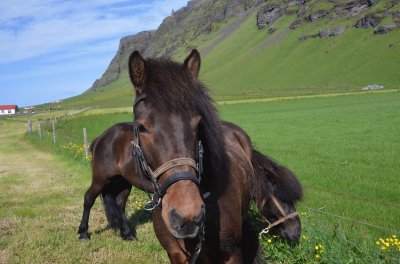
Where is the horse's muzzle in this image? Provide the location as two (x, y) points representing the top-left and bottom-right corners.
(169, 206), (205, 239)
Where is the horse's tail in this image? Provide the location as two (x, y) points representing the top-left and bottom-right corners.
(101, 185), (121, 229)
(251, 150), (303, 208)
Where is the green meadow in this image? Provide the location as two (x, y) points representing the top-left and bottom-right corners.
(10, 91), (398, 263)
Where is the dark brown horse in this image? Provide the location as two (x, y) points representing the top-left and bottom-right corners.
(78, 50), (303, 263)
(77, 120), (302, 261)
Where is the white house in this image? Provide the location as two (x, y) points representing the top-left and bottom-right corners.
(0, 105), (18, 115)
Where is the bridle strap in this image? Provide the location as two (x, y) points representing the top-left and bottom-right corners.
(264, 212), (299, 230)
(259, 195), (299, 237)
(153, 158), (198, 179)
(271, 195), (287, 217)
(158, 172), (200, 197)
(133, 93), (146, 108)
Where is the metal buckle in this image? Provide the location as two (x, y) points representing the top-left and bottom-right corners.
(258, 226), (270, 239)
(143, 194), (161, 211)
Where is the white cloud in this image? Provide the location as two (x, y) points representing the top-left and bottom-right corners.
(0, 0), (188, 106)
(0, 0), (188, 64)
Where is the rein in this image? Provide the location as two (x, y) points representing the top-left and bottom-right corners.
(259, 195), (299, 238)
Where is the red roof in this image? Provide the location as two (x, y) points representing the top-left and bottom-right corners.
(0, 105), (17, 110)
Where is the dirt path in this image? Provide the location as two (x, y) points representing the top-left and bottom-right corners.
(0, 121), (79, 263)
(0, 121), (62, 191)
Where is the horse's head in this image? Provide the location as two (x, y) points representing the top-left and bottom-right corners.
(128, 50), (205, 239)
(253, 151), (303, 242)
(264, 163), (303, 242)
(262, 193), (301, 242)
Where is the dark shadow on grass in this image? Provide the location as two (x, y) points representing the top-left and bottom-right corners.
(93, 209), (152, 239)
(127, 209), (152, 236)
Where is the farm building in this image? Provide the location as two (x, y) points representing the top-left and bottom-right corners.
(0, 105), (18, 115)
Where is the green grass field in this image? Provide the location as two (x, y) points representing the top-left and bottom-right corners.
(13, 91), (399, 263)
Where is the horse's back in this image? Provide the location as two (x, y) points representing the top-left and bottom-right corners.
(91, 122), (134, 177)
(220, 121), (253, 158)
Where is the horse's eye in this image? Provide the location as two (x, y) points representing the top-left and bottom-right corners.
(138, 124), (147, 133)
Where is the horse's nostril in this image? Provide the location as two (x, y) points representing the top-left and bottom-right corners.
(169, 208), (204, 230)
(169, 209), (184, 229)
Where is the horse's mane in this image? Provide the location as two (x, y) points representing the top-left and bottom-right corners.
(140, 58), (227, 179)
(252, 150), (303, 204)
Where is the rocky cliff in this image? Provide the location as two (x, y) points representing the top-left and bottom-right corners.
(89, 0), (399, 91)
(89, 0), (264, 90)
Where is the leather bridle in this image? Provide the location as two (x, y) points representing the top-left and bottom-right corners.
(259, 195), (299, 238)
(131, 93), (204, 210)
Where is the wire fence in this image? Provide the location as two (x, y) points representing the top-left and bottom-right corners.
(299, 204), (400, 234)
(26, 117), (91, 161)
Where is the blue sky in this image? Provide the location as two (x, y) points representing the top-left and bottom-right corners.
(0, 0), (188, 107)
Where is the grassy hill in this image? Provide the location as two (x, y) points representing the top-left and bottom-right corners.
(49, 0), (400, 109)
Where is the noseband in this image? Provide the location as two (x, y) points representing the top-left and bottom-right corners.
(259, 195), (299, 238)
(131, 94), (204, 210)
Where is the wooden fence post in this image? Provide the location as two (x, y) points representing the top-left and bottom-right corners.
(38, 122), (42, 138)
(83, 128), (89, 158)
(27, 120), (32, 133)
(52, 120), (56, 144)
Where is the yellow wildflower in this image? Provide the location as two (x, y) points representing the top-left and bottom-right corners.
(384, 242), (389, 247)
(267, 239), (272, 243)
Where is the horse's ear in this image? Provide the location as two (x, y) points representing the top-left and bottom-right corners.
(129, 50), (146, 93)
(183, 49), (201, 79)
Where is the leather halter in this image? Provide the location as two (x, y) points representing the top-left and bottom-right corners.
(259, 195), (299, 237)
(131, 93), (204, 210)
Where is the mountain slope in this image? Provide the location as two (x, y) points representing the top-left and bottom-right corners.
(59, 0), (400, 108)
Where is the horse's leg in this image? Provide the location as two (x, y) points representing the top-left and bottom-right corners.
(115, 186), (135, 240)
(219, 232), (243, 264)
(217, 191), (244, 263)
(78, 182), (103, 240)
